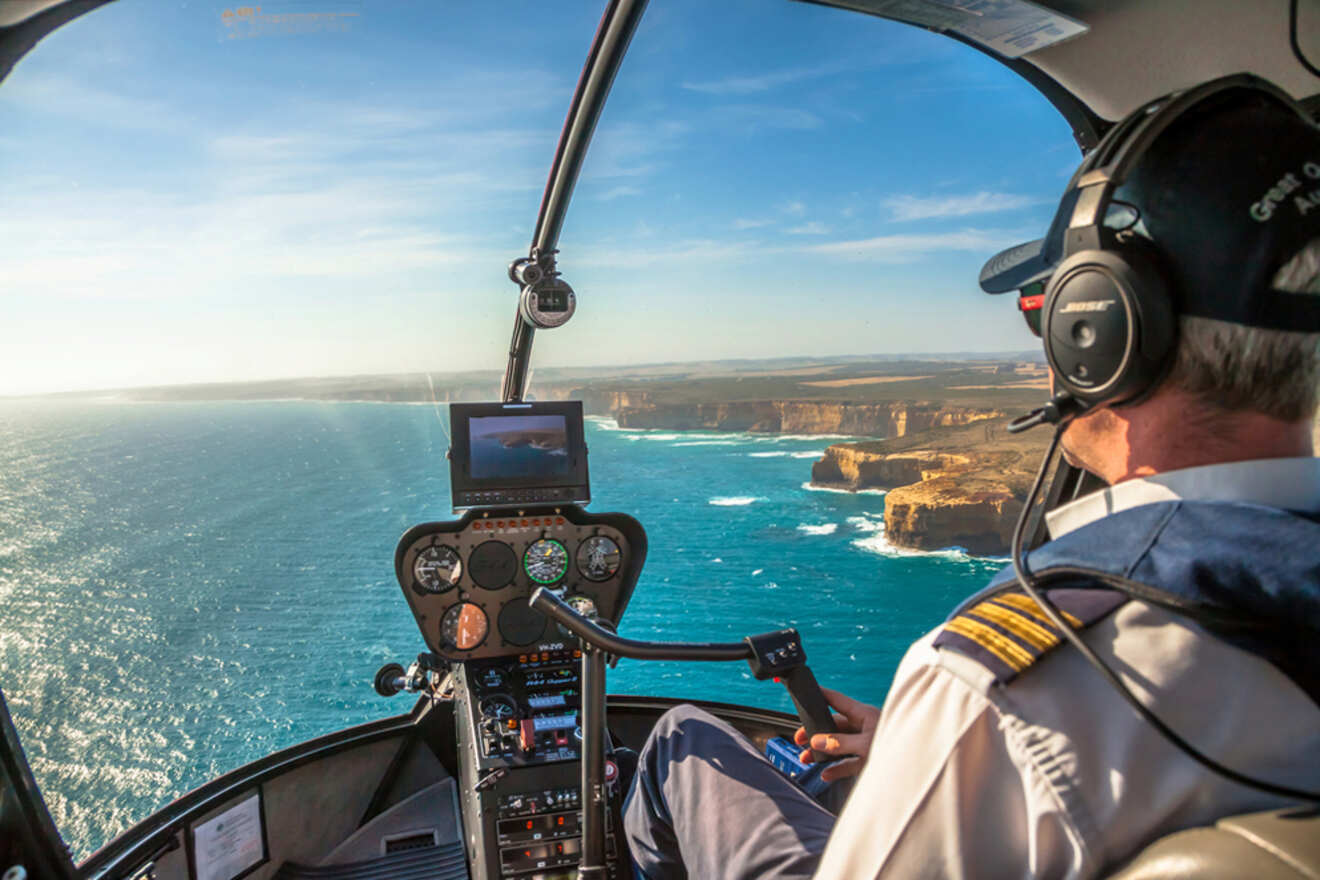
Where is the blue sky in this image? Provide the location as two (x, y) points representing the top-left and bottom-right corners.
(0, 0), (1079, 395)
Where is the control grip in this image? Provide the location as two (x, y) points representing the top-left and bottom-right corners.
(782, 665), (837, 739)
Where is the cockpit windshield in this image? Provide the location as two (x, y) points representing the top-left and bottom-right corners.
(1, 0), (1077, 859)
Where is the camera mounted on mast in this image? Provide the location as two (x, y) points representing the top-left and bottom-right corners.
(510, 247), (576, 330)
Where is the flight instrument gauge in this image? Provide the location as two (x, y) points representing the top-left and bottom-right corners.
(440, 602), (488, 651)
(480, 695), (517, 720)
(412, 545), (462, 594)
(576, 536), (621, 582)
(523, 538), (568, 585)
(477, 667), (508, 690)
(558, 595), (598, 639)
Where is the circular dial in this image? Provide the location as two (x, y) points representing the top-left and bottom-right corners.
(439, 602), (488, 651)
(480, 695), (517, 720)
(523, 538), (568, 585)
(469, 541), (518, 590)
(412, 544), (462, 594)
(477, 667), (508, 690)
(576, 535), (621, 582)
(566, 595), (597, 618)
(498, 598), (548, 646)
(557, 594), (598, 639)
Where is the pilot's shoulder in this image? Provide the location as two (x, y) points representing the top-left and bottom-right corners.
(931, 585), (1127, 686)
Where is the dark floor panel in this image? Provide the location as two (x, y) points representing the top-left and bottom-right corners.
(274, 841), (469, 880)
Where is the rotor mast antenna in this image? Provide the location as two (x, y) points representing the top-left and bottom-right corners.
(500, 0), (650, 403)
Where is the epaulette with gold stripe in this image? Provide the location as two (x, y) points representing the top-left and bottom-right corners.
(933, 588), (1127, 684)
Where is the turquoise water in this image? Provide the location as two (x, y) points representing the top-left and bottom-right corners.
(0, 400), (1008, 859)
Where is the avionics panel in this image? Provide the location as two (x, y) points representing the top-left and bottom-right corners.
(393, 505), (646, 662)
(450, 402), (589, 509)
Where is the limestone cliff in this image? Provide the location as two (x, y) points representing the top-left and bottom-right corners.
(811, 418), (1049, 555)
(616, 400), (1002, 436)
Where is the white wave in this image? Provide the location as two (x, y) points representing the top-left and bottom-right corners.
(751, 568), (764, 576)
(852, 532), (967, 559)
(796, 523), (838, 536)
(673, 440), (739, 447)
(851, 530), (1007, 562)
(800, 481), (888, 496)
(748, 451), (789, 458)
(766, 433), (867, 442)
(708, 496), (763, 506)
(711, 557), (723, 563)
(791, 450), (826, 459)
(585, 416), (628, 431)
(846, 514), (885, 533)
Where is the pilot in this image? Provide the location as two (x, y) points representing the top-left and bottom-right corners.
(622, 76), (1320, 879)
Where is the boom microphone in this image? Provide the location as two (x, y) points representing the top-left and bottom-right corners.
(1006, 391), (1082, 434)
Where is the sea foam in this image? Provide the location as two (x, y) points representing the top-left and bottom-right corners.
(708, 496), (763, 506)
(796, 523), (838, 536)
(800, 481), (887, 496)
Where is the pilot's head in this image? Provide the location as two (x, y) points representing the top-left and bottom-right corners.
(979, 75), (1320, 481)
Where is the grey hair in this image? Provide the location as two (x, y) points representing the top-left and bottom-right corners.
(1161, 239), (1320, 421)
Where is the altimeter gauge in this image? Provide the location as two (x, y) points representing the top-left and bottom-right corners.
(523, 538), (568, 584)
(576, 535), (621, 582)
(412, 545), (462, 594)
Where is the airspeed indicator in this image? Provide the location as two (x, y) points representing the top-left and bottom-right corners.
(523, 538), (568, 584)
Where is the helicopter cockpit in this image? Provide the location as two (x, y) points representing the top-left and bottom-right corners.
(3, 2), (1320, 880)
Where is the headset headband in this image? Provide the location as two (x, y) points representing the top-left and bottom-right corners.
(1064, 75), (1309, 258)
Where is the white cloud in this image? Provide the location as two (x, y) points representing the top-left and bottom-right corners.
(884, 191), (1044, 221)
(803, 229), (1018, 262)
(782, 201), (806, 216)
(787, 222), (830, 236)
(597, 185), (642, 201)
(714, 104), (822, 132)
(681, 66), (829, 96)
(733, 217), (774, 230)
(576, 239), (763, 269)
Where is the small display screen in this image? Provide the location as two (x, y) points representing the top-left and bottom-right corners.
(469, 415), (570, 480)
(449, 401), (589, 509)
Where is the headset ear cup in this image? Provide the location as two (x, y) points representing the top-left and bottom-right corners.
(1042, 248), (1176, 408)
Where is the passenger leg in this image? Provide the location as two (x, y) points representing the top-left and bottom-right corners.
(623, 704), (835, 880)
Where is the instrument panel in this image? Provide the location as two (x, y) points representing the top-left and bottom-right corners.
(394, 505), (647, 661)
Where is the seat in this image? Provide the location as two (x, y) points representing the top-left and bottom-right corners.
(1108, 806), (1320, 879)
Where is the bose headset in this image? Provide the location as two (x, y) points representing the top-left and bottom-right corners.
(1009, 74), (1313, 433)
(1008, 75), (1320, 802)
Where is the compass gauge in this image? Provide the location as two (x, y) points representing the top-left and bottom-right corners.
(412, 545), (462, 594)
(523, 538), (568, 585)
(576, 536), (621, 582)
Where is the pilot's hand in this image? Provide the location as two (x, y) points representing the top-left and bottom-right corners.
(792, 687), (880, 782)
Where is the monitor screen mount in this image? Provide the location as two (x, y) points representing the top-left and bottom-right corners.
(448, 401), (590, 510)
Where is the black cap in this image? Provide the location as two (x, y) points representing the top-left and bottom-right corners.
(980, 78), (1320, 332)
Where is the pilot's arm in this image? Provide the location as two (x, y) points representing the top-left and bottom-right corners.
(809, 633), (1082, 879)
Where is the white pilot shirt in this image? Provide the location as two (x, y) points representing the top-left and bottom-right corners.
(812, 457), (1320, 880)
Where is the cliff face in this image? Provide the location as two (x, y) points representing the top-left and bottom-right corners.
(883, 476), (1021, 556)
(810, 418), (1049, 555)
(615, 400), (1001, 436)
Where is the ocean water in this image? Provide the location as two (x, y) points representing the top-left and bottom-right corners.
(0, 401), (1008, 859)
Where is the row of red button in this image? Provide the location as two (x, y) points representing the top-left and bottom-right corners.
(472, 517), (567, 530)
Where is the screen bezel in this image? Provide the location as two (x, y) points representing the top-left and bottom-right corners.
(449, 401), (589, 506)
